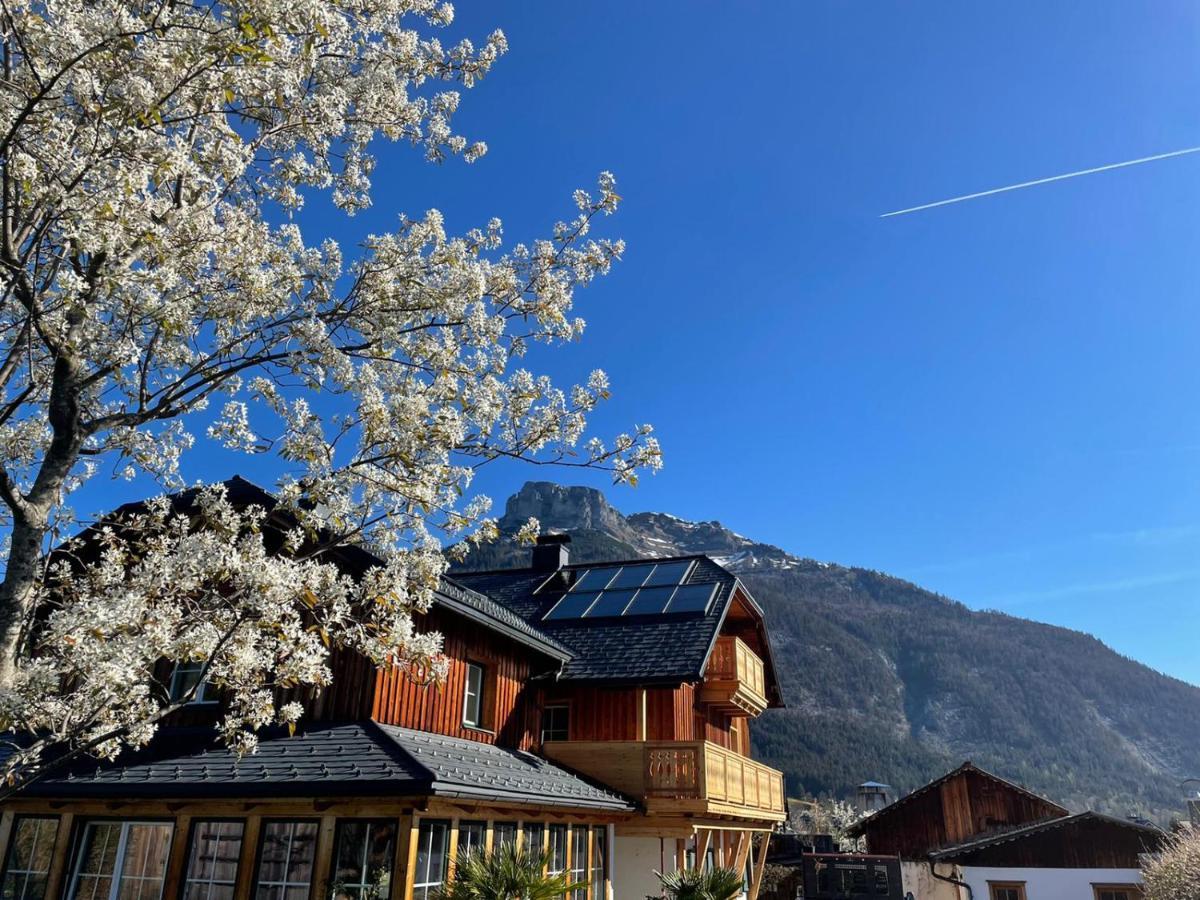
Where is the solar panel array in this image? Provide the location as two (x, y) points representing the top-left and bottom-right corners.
(543, 560), (717, 620)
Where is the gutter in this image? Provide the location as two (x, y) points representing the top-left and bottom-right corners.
(928, 861), (972, 900)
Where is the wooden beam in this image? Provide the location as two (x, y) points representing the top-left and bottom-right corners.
(0, 810), (14, 873)
(748, 832), (770, 900)
(311, 815), (337, 900)
(42, 812), (73, 900)
(695, 828), (712, 868)
(733, 832), (751, 877)
(163, 815), (193, 900)
(401, 816), (420, 900)
(232, 815), (261, 900)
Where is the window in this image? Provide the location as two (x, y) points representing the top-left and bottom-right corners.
(330, 820), (395, 900)
(168, 661), (214, 704)
(182, 821), (244, 900)
(541, 706), (569, 743)
(547, 826), (567, 879)
(254, 821), (319, 900)
(989, 884), (1027, 900)
(1, 817), (59, 900)
(522, 824), (544, 858)
(462, 663), (485, 728)
(67, 821), (174, 900)
(455, 822), (486, 861)
(1094, 886), (1144, 900)
(589, 829), (606, 900)
(569, 827), (587, 900)
(412, 821), (449, 900)
(491, 824), (517, 850)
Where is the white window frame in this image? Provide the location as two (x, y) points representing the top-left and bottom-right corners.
(1, 817), (60, 900)
(411, 821), (449, 900)
(67, 820), (175, 900)
(547, 825), (567, 879)
(169, 661), (216, 705)
(461, 662), (484, 728)
(253, 821), (319, 900)
(181, 820), (244, 900)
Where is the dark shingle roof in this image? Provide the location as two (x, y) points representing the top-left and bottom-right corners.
(928, 811), (1164, 860)
(12, 723), (633, 810)
(453, 556), (740, 684)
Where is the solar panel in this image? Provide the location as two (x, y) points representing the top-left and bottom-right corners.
(542, 560), (711, 620)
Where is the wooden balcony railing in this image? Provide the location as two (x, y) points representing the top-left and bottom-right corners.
(699, 636), (768, 716)
(545, 739), (786, 821)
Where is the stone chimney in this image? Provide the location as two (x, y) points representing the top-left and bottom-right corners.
(532, 533), (571, 572)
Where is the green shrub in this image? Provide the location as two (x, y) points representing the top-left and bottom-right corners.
(434, 841), (585, 900)
(657, 866), (746, 900)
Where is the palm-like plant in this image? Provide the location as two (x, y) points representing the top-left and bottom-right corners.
(657, 866), (746, 900)
(434, 841), (586, 900)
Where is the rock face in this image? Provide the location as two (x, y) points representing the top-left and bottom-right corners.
(455, 481), (1200, 823)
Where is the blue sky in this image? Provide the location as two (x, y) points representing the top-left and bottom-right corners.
(78, 2), (1200, 685)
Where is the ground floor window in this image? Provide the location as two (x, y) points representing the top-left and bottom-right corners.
(455, 823), (486, 862)
(183, 821), (244, 900)
(412, 821), (449, 900)
(568, 827), (588, 899)
(491, 824), (517, 850)
(521, 824), (544, 857)
(330, 820), (395, 900)
(1, 817), (59, 900)
(1093, 886), (1144, 900)
(547, 826), (567, 879)
(68, 821), (174, 900)
(989, 883), (1027, 900)
(254, 821), (319, 900)
(589, 829), (606, 899)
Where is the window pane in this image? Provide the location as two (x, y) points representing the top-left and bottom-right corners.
(521, 824), (544, 858)
(463, 664), (484, 727)
(590, 829), (606, 898)
(540, 706), (569, 743)
(491, 824), (517, 849)
(116, 825), (173, 900)
(255, 822), (318, 900)
(412, 821), (448, 900)
(455, 823), (486, 862)
(547, 826), (567, 876)
(1, 818), (59, 900)
(330, 820), (394, 900)
(569, 827), (587, 900)
(184, 822), (244, 900)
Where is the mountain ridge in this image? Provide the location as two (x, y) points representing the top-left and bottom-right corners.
(456, 481), (1200, 822)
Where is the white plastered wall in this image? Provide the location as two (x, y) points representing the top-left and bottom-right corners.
(960, 866), (1144, 899)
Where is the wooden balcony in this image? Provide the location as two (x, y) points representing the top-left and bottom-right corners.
(699, 636), (768, 717)
(544, 740), (785, 822)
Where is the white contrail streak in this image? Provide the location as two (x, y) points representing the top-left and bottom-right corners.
(881, 145), (1200, 218)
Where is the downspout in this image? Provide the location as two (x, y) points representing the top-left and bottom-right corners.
(928, 861), (973, 900)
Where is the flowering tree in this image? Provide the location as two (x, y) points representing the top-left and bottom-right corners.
(1142, 827), (1200, 900)
(0, 0), (660, 785)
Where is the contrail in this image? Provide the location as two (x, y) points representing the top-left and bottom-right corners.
(881, 145), (1200, 218)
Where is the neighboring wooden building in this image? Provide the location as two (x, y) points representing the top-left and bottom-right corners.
(0, 478), (787, 900)
(845, 763), (1166, 900)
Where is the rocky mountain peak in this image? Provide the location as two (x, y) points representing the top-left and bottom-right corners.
(499, 481), (631, 537)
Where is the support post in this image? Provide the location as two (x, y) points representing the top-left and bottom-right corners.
(747, 832), (770, 900)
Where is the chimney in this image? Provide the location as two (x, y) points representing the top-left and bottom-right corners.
(532, 533), (571, 572)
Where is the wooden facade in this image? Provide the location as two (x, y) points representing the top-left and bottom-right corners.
(937, 814), (1165, 869)
(854, 764), (1068, 858)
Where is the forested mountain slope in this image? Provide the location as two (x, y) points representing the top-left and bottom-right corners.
(452, 482), (1200, 822)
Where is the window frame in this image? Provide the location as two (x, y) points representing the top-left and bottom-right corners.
(66, 818), (176, 900)
(589, 828), (606, 900)
(411, 820), (450, 900)
(168, 661), (217, 706)
(180, 818), (245, 900)
(547, 825), (567, 880)
(328, 819), (397, 900)
(1092, 885), (1144, 900)
(988, 882), (1027, 900)
(0, 816), (60, 900)
(461, 662), (485, 730)
(568, 826), (588, 900)
(540, 705), (570, 744)
(251, 819), (321, 900)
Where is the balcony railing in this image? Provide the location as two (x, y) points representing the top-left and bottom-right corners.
(544, 739), (785, 821)
(699, 636), (768, 716)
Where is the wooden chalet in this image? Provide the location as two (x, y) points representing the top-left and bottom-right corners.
(0, 478), (787, 900)
(844, 762), (1166, 900)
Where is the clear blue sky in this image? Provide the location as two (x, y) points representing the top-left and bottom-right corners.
(79, 2), (1200, 684)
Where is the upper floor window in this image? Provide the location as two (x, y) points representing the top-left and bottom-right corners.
(67, 820), (174, 900)
(541, 705), (569, 743)
(1, 816), (59, 900)
(1093, 887), (1143, 900)
(169, 660), (215, 705)
(462, 663), (485, 729)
